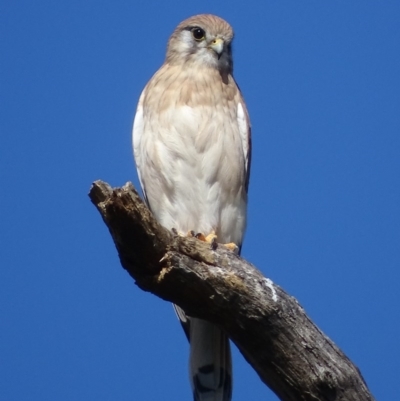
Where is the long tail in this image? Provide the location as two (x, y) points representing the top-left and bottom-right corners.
(174, 307), (232, 401)
(190, 318), (232, 401)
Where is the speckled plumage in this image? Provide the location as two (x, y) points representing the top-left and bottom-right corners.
(132, 14), (251, 401)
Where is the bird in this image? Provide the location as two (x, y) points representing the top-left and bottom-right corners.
(132, 14), (251, 401)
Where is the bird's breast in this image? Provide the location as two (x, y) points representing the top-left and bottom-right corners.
(138, 70), (247, 244)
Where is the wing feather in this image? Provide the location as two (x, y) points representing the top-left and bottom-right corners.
(132, 90), (151, 207)
(236, 96), (252, 193)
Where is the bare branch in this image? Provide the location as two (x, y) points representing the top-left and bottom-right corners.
(89, 180), (375, 401)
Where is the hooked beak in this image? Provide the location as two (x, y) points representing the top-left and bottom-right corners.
(209, 38), (224, 59)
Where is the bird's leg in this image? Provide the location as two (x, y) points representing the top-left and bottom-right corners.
(194, 232), (205, 241)
(195, 230), (217, 244)
(195, 230), (217, 243)
(205, 231), (218, 243)
(184, 230), (238, 253)
(223, 242), (239, 253)
(195, 230), (240, 252)
(194, 230), (218, 250)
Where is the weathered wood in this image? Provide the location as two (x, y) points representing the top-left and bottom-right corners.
(89, 180), (375, 401)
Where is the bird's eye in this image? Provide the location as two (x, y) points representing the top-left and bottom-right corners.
(191, 27), (205, 41)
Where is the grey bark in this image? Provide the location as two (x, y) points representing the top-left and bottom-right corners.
(89, 180), (375, 401)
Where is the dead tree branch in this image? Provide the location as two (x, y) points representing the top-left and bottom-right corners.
(89, 180), (374, 401)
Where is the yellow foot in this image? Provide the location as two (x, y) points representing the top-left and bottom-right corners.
(195, 230), (217, 243)
(205, 231), (218, 243)
(182, 230), (239, 253)
(223, 242), (239, 253)
(190, 230), (218, 250)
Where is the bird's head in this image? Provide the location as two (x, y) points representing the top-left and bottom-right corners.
(166, 14), (234, 72)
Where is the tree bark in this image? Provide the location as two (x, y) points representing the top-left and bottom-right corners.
(89, 180), (375, 401)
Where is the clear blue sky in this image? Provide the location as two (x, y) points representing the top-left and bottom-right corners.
(1, 1), (399, 400)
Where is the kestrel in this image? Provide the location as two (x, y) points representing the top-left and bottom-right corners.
(132, 14), (251, 401)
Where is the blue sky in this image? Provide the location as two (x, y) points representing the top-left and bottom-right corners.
(1, 1), (399, 400)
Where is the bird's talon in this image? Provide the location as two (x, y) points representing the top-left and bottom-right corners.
(210, 236), (218, 250)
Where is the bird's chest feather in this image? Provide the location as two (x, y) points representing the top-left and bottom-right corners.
(146, 101), (244, 196)
(139, 75), (246, 241)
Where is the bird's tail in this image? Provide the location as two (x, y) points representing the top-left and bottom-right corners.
(189, 318), (232, 401)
